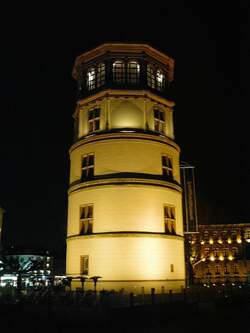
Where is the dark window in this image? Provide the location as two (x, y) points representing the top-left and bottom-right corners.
(127, 61), (140, 84)
(88, 108), (100, 133)
(113, 61), (125, 84)
(154, 109), (165, 133)
(96, 63), (105, 87)
(82, 154), (94, 180)
(162, 155), (173, 179)
(164, 205), (176, 235)
(80, 256), (89, 275)
(147, 65), (155, 88)
(80, 205), (93, 234)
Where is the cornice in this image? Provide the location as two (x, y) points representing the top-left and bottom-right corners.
(67, 231), (184, 242)
(68, 177), (182, 195)
(69, 131), (180, 154)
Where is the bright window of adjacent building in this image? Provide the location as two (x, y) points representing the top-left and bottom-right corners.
(80, 205), (93, 234)
(113, 61), (125, 84)
(80, 256), (89, 275)
(154, 109), (165, 133)
(147, 65), (155, 88)
(96, 63), (105, 87)
(127, 61), (140, 84)
(88, 108), (100, 133)
(86, 67), (96, 91)
(81, 154), (94, 180)
(164, 205), (176, 235)
(162, 155), (173, 179)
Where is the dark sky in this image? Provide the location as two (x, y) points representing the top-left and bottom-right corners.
(0, 2), (249, 254)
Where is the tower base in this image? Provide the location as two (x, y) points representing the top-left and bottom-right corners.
(71, 279), (185, 294)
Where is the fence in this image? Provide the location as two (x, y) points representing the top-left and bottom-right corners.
(0, 283), (249, 308)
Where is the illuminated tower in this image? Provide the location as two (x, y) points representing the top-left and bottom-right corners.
(66, 44), (185, 292)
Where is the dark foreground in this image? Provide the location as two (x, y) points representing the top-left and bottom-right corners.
(0, 293), (249, 333)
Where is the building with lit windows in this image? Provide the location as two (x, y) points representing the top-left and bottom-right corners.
(186, 223), (250, 285)
(66, 43), (185, 293)
(0, 249), (53, 288)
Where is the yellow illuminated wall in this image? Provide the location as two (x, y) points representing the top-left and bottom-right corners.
(66, 44), (185, 293)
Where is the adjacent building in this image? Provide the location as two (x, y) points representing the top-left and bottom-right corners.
(0, 248), (53, 287)
(186, 223), (250, 285)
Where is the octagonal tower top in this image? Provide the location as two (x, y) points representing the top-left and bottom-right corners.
(73, 43), (175, 101)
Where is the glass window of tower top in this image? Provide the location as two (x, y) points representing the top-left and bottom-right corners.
(74, 44), (174, 98)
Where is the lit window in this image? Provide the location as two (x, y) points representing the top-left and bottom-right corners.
(244, 229), (250, 242)
(88, 108), (100, 133)
(164, 205), (176, 235)
(80, 205), (93, 234)
(127, 61), (140, 84)
(154, 109), (165, 133)
(81, 154), (94, 181)
(80, 256), (89, 275)
(162, 155), (173, 179)
(156, 69), (165, 91)
(147, 65), (155, 88)
(86, 67), (96, 91)
(113, 61), (125, 84)
(96, 63), (105, 87)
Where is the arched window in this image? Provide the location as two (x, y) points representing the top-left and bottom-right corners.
(147, 65), (155, 88)
(96, 63), (105, 87)
(86, 67), (96, 91)
(156, 69), (165, 91)
(113, 61), (125, 84)
(127, 61), (140, 84)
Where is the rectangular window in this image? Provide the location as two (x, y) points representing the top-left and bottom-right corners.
(87, 68), (96, 91)
(81, 154), (94, 181)
(127, 61), (140, 85)
(80, 205), (93, 234)
(154, 109), (165, 133)
(164, 205), (176, 235)
(162, 155), (173, 179)
(113, 61), (125, 84)
(170, 264), (174, 272)
(88, 108), (100, 133)
(96, 63), (105, 87)
(147, 65), (155, 88)
(80, 255), (89, 275)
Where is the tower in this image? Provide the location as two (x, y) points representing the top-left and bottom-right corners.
(66, 43), (185, 292)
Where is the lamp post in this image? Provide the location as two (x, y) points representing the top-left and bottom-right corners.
(78, 276), (88, 294)
(90, 276), (102, 294)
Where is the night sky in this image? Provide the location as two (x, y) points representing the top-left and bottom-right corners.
(0, 3), (249, 255)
